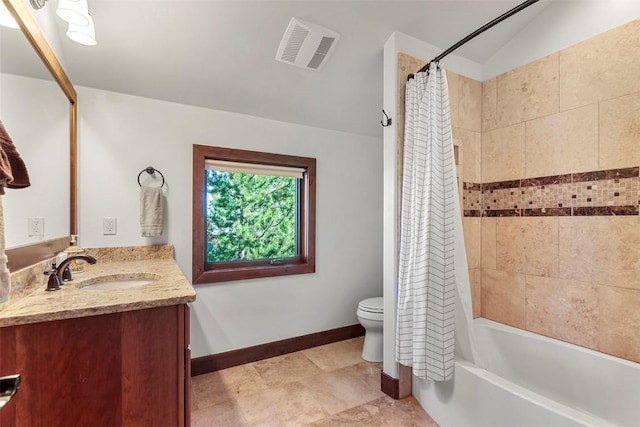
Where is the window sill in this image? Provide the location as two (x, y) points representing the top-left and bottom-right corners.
(193, 262), (315, 284)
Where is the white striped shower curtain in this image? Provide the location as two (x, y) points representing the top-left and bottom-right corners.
(396, 63), (456, 381)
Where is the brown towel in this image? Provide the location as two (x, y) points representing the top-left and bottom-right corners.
(0, 119), (30, 194)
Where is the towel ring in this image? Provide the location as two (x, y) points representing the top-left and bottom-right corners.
(138, 166), (165, 188)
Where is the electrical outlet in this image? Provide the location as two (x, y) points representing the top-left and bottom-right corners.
(28, 217), (44, 237)
(103, 217), (117, 235)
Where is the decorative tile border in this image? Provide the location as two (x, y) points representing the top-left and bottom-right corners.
(463, 167), (640, 217)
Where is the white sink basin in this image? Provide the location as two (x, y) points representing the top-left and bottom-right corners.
(80, 279), (153, 290)
(77, 274), (161, 290)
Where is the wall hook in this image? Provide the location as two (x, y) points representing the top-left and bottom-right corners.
(381, 110), (392, 127)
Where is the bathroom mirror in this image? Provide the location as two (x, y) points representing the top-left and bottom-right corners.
(0, 0), (76, 269)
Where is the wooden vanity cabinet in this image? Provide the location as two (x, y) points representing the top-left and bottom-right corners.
(0, 304), (191, 426)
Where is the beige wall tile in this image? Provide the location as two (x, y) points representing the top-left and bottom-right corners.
(598, 285), (640, 363)
(482, 78), (498, 132)
(463, 217), (481, 269)
(525, 104), (599, 178)
(496, 217), (526, 273)
(481, 217), (497, 269)
(455, 128), (481, 183)
(447, 70), (460, 129)
(460, 129), (482, 183)
(496, 53), (559, 128)
(559, 216), (640, 290)
(599, 91), (640, 170)
(459, 75), (482, 132)
(453, 134), (463, 168)
(559, 20), (640, 112)
(523, 217), (559, 277)
(481, 268), (526, 328)
(525, 275), (598, 349)
(482, 123), (526, 182)
(496, 217), (558, 277)
(469, 268), (481, 319)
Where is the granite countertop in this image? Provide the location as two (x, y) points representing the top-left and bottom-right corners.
(0, 257), (196, 327)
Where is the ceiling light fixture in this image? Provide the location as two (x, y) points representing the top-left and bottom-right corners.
(4, 0), (97, 45)
(66, 12), (95, 46)
(0, 3), (20, 29)
(56, 0), (90, 26)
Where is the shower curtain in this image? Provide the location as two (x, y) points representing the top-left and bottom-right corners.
(396, 63), (456, 381)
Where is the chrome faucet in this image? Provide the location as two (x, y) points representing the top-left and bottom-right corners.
(46, 255), (97, 291)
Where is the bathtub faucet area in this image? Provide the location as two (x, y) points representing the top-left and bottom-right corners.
(46, 256), (97, 291)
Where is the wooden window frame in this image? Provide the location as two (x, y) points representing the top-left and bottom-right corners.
(192, 144), (316, 284)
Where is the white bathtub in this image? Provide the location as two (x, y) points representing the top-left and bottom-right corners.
(413, 318), (640, 427)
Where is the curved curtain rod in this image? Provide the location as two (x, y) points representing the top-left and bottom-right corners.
(408, 0), (540, 80)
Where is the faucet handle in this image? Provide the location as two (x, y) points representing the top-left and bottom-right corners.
(45, 262), (62, 291)
(44, 262), (58, 276)
(61, 266), (73, 282)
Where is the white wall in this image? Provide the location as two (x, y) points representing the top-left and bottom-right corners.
(483, 0), (640, 80)
(76, 86), (383, 357)
(0, 73), (69, 248)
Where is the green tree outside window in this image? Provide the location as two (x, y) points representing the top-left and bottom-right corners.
(206, 170), (298, 263)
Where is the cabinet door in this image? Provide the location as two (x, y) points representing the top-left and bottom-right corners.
(0, 313), (122, 426)
(181, 304), (191, 427)
(0, 306), (185, 426)
(121, 305), (180, 425)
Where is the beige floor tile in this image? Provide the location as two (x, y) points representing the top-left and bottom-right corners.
(191, 400), (248, 427)
(302, 362), (385, 415)
(237, 381), (330, 426)
(191, 363), (267, 410)
(310, 396), (439, 427)
(191, 339), (437, 426)
(253, 352), (325, 387)
(302, 337), (366, 372)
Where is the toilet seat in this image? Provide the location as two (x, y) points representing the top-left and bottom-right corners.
(358, 297), (383, 314)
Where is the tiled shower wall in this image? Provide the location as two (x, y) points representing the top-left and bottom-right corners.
(397, 18), (640, 364)
(478, 19), (640, 364)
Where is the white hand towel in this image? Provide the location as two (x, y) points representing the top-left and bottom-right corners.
(140, 186), (164, 237)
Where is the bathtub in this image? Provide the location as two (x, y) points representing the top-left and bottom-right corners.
(413, 318), (640, 427)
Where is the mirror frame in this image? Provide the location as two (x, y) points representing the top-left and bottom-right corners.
(3, 0), (77, 270)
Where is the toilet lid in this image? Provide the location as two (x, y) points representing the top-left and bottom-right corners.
(358, 297), (383, 313)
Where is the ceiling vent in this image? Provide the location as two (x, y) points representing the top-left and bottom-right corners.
(275, 18), (340, 71)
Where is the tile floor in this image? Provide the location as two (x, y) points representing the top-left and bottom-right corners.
(191, 337), (439, 426)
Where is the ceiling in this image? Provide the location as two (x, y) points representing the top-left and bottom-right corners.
(1, 0), (554, 138)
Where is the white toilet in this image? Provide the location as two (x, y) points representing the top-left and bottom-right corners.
(356, 297), (383, 362)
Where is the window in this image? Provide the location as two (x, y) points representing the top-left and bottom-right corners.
(192, 145), (316, 284)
